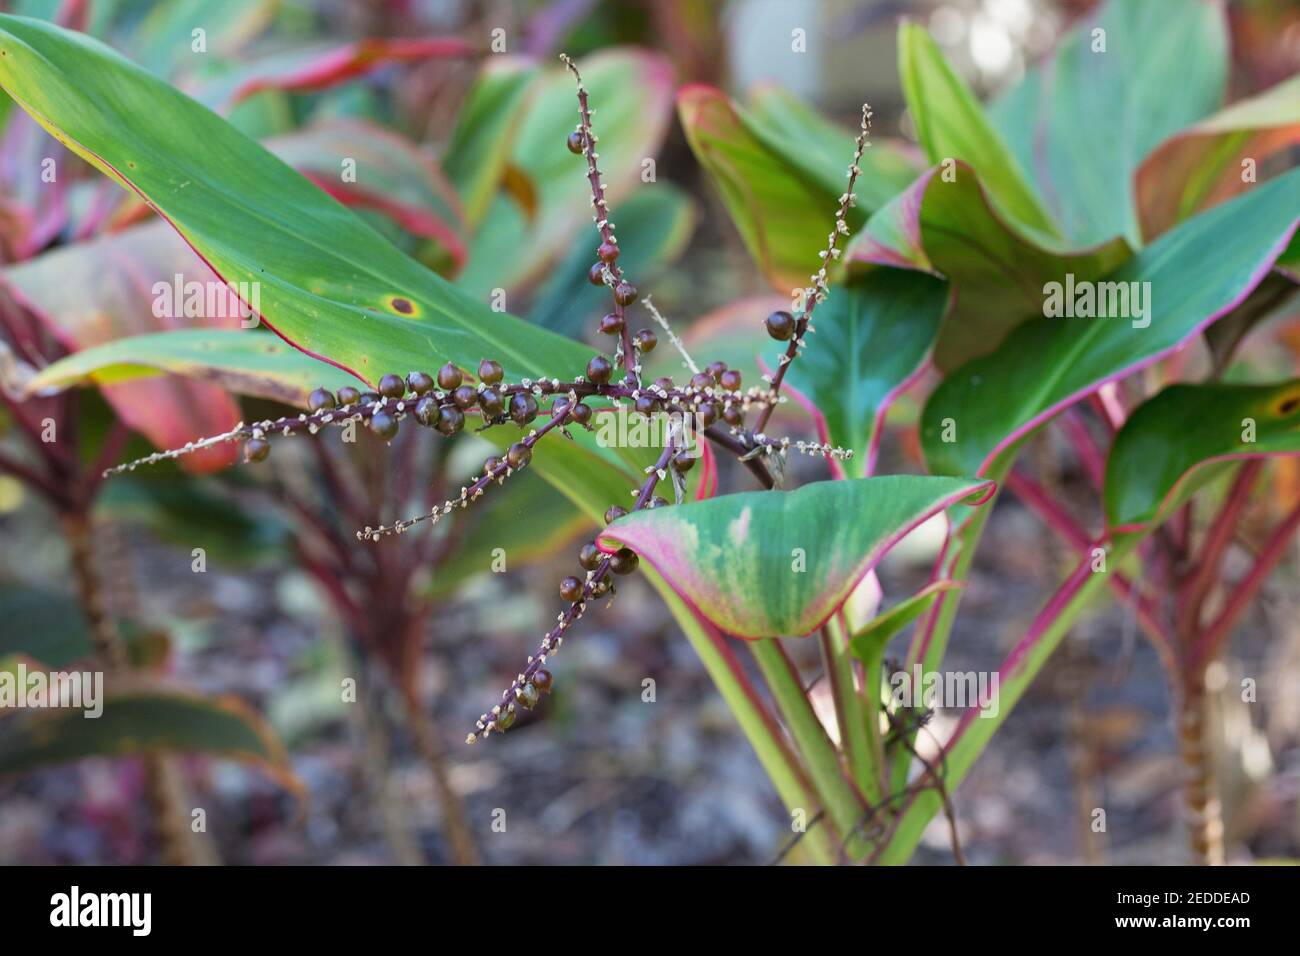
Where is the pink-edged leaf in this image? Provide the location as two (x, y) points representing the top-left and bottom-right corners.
(1104, 380), (1300, 533)
(848, 160), (1130, 372)
(678, 82), (918, 291)
(226, 37), (475, 104)
(0, 221), (242, 471)
(1136, 74), (1300, 240)
(922, 167), (1300, 478)
(598, 476), (995, 640)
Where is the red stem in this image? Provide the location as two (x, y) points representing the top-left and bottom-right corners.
(1190, 495), (1300, 670)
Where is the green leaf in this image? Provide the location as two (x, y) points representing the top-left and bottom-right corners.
(1136, 75), (1300, 239)
(786, 268), (948, 476)
(96, 472), (292, 566)
(457, 49), (673, 295)
(0, 14), (589, 385)
(990, 0), (1228, 247)
(598, 476), (994, 639)
(849, 161), (1131, 371)
(425, 470), (587, 599)
(678, 83), (917, 291)
(29, 328), (358, 407)
(0, 681), (296, 789)
(848, 581), (961, 663)
(443, 58), (538, 229)
(1104, 380), (1300, 532)
(922, 168), (1300, 477)
(528, 184), (696, 337)
(264, 118), (467, 270)
(898, 21), (1057, 238)
(0, 586), (92, 668)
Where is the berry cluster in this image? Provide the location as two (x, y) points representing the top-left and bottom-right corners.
(105, 54), (864, 743)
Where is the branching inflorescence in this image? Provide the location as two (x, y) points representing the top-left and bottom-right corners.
(105, 55), (866, 743)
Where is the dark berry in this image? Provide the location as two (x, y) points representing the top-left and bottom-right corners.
(598, 312), (624, 336)
(415, 396), (440, 427)
(570, 402), (592, 426)
(452, 385), (477, 409)
(588, 262), (606, 286)
(436, 405), (465, 436)
(723, 404), (744, 427)
(484, 455), (502, 475)
(654, 376), (674, 392)
(610, 547), (639, 574)
(706, 361), (727, 380)
(358, 391), (381, 403)
(635, 394), (659, 417)
(605, 505), (627, 524)
(437, 362), (463, 391)
(566, 130), (585, 154)
(533, 669), (554, 693)
(587, 355), (613, 385)
(613, 281), (638, 306)
(479, 387), (504, 417)
(673, 451), (696, 473)
(697, 402), (718, 428)
(509, 392), (538, 425)
(578, 542), (602, 571)
(336, 386), (362, 406)
(650, 496), (669, 509)
(478, 359), (503, 384)
(720, 369), (742, 391)
(244, 438), (270, 463)
(377, 373), (406, 398)
(634, 329), (657, 352)
(407, 370), (435, 395)
(597, 240), (619, 263)
(765, 310), (795, 341)
(559, 576), (584, 602)
(308, 387), (336, 412)
(369, 411), (399, 440)
(506, 442), (531, 469)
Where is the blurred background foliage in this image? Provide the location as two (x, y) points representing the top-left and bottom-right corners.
(1, 0), (1299, 864)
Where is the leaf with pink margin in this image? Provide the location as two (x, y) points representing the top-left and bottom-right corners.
(898, 21), (1057, 239)
(223, 37), (475, 105)
(1136, 75), (1300, 240)
(597, 475), (994, 640)
(785, 268), (949, 478)
(1104, 380), (1300, 532)
(0, 221), (243, 471)
(678, 82), (918, 291)
(921, 167), (1300, 478)
(848, 161), (1130, 372)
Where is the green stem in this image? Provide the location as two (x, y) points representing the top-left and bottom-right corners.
(653, 577), (836, 864)
(822, 617), (881, 805)
(750, 638), (868, 859)
(878, 535), (1139, 863)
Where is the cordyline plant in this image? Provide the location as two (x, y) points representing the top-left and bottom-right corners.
(6, 0), (1300, 864)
